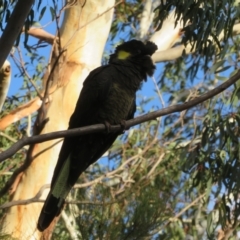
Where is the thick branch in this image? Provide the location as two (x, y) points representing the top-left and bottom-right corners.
(0, 97), (43, 130)
(152, 45), (186, 62)
(0, 0), (34, 68)
(26, 28), (56, 44)
(152, 23), (240, 63)
(1, 69), (240, 162)
(0, 81), (59, 130)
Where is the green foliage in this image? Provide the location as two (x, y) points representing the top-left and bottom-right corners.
(155, 0), (239, 80)
(110, 0), (145, 41)
(156, 0), (236, 52)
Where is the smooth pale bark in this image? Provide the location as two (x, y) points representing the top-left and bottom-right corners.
(2, 1), (115, 239)
(0, 60), (11, 112)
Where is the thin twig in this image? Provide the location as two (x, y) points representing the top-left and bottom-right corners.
(151, 76), (165, 107)
(163, 193), (206, 229)
(146, 153), (165, 178)
(0, 132), (17, 143)
(16, 47), (43, 99)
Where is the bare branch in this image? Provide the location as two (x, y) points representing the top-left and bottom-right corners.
(0, 97), (43, 130)
(146, 153), (165, 178)
(26, 28), (56, 44)
(0, 183), (120, 209)
(12, 47), (42, 100)
(0, 69), (240, 163)
(162, 193), (206, 230)
(0, 184), (49, 209)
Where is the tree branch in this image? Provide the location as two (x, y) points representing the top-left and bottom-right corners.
(0, 183), (120, 209)
(0, 0), (34, 68)
(0, 184), (49, 209)
(152, 23), (240, 63)
(0, 97), (43, 130)
(0, 69), (240, 163)
(162, 193), (206, 230)
(26, 28), (56, 44)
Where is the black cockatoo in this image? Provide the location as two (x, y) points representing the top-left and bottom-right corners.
(37, 40), (157, 231)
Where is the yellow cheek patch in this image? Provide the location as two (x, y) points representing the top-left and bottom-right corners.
(117, 50), (131, 60)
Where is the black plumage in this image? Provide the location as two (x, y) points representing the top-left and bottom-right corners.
(37, 40), (157, 231)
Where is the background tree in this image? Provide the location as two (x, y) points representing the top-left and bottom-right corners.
(0, 0), (240, 239)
